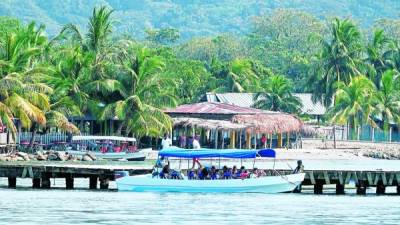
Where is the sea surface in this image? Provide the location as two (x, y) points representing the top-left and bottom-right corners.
(0, 178), (399, 225)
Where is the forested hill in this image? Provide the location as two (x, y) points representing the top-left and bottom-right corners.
(0, 0), (399, 39)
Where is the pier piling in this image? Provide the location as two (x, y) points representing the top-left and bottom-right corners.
(99, 178), (110, 190)
(356, 183), (367, 195)
(32, 178), (41, 188)
(314, 181), (323, 194)
(66, 176), (74, 189)
(89, 176), (98, 189)
(8, 177), (16, 188)
(376, 182), (386, 195)
(41, 175), (51, 189)
(336, 184), (345, 195)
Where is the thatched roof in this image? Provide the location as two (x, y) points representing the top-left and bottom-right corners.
(232, 114), (303, 133)
(167, 102), (303, 134)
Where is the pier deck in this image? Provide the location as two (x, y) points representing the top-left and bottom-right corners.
(0, 161), (399, 194)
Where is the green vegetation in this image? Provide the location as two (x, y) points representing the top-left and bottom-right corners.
(0, 4), (400, 139)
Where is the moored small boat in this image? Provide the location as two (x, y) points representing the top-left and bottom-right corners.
(116, 148), (305, 193)
(64, 136), (148, 161)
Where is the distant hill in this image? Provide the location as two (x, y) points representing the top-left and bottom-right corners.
(0, 0), (399, 39)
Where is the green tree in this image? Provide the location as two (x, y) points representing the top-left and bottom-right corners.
(253, 74), (302, 113)
(101, 42), (175, 137)
(250, 9), (325, 89)
(374, 70), (400, 131)
(329, 76), (377, 138)
(365, 29), (392, 88)
(145, 28), (180, 45)
(308, 18), (363, 107)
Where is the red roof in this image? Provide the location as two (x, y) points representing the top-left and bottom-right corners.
(165, 102), (265, 115)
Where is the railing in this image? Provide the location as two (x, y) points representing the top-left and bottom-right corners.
(17, 132), (90, 145)
(302, 125), (400, 143)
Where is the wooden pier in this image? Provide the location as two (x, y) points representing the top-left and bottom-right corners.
(0, 162), (152, 190)
(0, 162), (399, 194)
(274, 169), (400, 195)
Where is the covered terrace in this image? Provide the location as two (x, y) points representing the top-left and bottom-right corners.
(165, 102), (303, 149)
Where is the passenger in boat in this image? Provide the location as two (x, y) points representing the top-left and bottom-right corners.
(159, 163), (170, 179)
(171, 170), (181, 179)
(197, 166), (209, 180)
(231, 166), (238, 178)
(240, 170), (249, 179)
(210, 166), (218, 180)
(222, 166), (232, 179)
(191, 137), (202, 169)
(187, 170), (195, 180)
(292, 160), (304, 174)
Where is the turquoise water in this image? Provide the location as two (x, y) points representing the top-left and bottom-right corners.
(0, 179), (399, 225)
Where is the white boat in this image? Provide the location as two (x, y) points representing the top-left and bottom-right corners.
(65, 135), (148, 161)
(116, 148), (305, 193)
(66, 149), (147, 161)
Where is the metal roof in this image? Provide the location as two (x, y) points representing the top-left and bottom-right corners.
(165, 102), (265, 115)
(203, 92), (326, 116)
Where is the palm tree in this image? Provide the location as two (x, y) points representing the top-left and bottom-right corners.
(373, 70), (400, 131)
(101, 42), (175, 137)
(308, 18), (363, 107)
(210, 58), (259, 93)
(365, 29), (392, 88)
(0, 22), (50, 137)
(253, 74), (302, 113)
(328, 76), (377, 138)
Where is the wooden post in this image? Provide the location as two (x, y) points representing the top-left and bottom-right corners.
(376, 181), (385, 195)
(89, 175), (97, 189)
(221, 131), (225, 149)
(277, 133), (282, 148)
(389, 127), (392, 142)
(8, 177), (16, 188)
(66, 176), (74, 189)
(356, 181), (367, 195)
(371, 127), (375, 142)
(269, 134), (273, 148)
(286, 132), (290, 148)
(239, 130), (242, 149)
(32, 178), (41, 188)
(214, 129), (218, 149)
(336, 184), (345, 195)
(314, 180), (323, 194)
(246, 132), (251, 149)
(333, 126), (336, 149)
(230, 130), (236, 148)
(100, 178), (110, 190)
(41, 175), (51, 189)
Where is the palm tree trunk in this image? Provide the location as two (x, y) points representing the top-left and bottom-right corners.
(29, 123), (38, 151)
(116, 122), (124, 136)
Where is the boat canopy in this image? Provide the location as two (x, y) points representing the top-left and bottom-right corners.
(72, 136), (136, 142)
(159, 147), (276, 159)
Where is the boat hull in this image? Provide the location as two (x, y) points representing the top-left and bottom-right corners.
(66, 150), (147, 161)
(116, 173), (305, 193)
